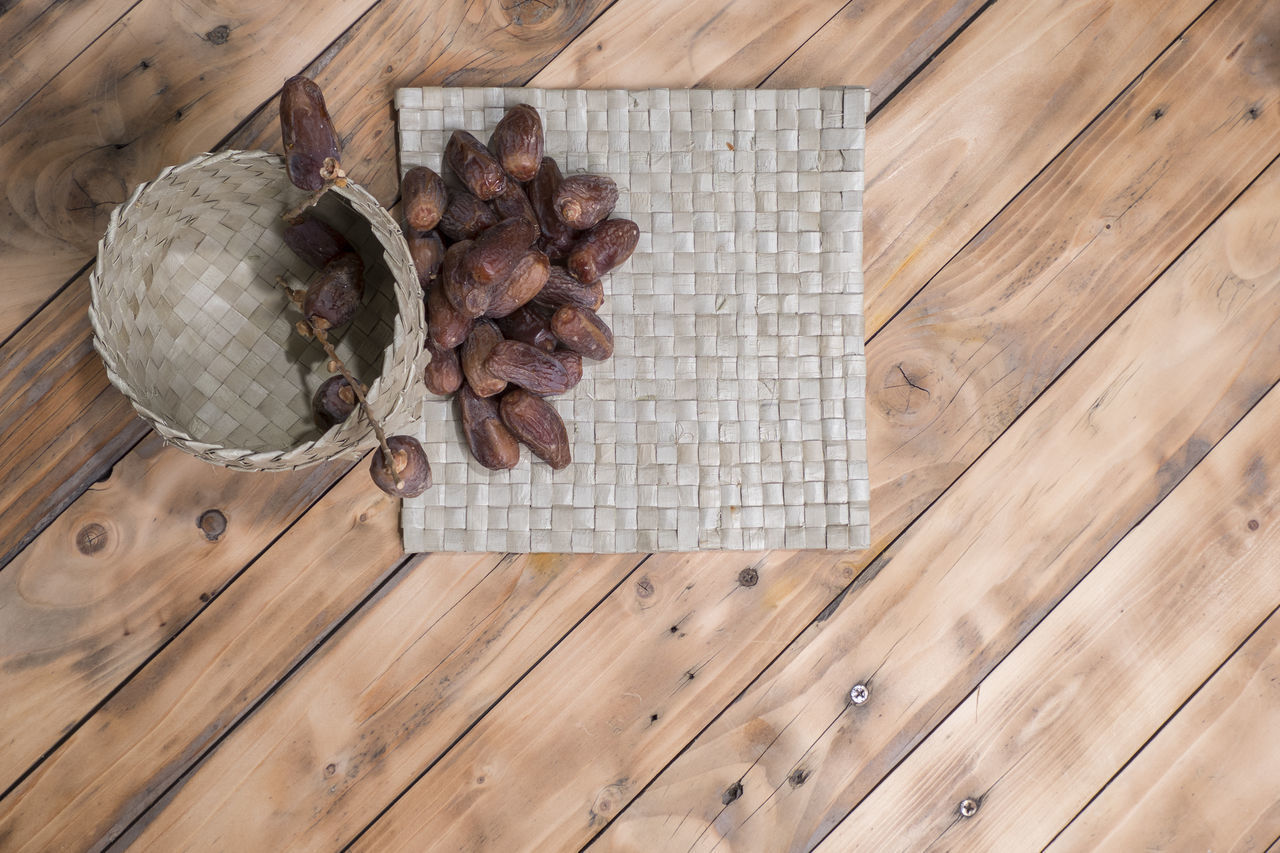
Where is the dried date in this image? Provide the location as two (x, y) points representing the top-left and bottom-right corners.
(495, 304), (557, 353)
(551, 305), (613, 361)
(426, 276), (473, 350)
(423, 338), (463, 396)
(461, 320), (507, 398)
(485, 249), (549, 318)
(459, 385), (521, 470)
(463, 217), (539, 286)
(490, 179), (539, 229)
(402, 166), (448, 231)
(500, 388), (570, 470)
(527, 156), (578, 260)
(554, 174), (618, 230)
(442, 239), (489, 319)
(284, 214), (352, 269)
(280, 75), (341, 192)
(488, 104), (544, 182)
(446, 130), (507, 200)
(485, 340), (574, 395)
(438, 188), (499, 242)
(532, 265), (604, 312)
(550, 350), (583, 390)
(303, 252), (364, 330)
(406, 227), (445, 288)
(568, 218), (639, 283)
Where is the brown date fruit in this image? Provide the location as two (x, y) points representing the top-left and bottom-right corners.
(370, 435), (433, 498)
(568, 218), (639, 283)
(500, 389), (570, 470)
(423, 338), (463, 396)
(402, 166), (448, 231)
(527, 157), (578, 259)
(406, 227), (445, 289)
(550, 349), (583, 390)
(461, 320), (507, 398)
(442, 239), (489, 319)
(280, 76), (341, 192)
(532, 265), (604, 312)
(462, 217), (538, 286)
(488, 104), (543, 183)
(490, 179), (539, 229)
(284, 214), (352, 269)
(495, 304), (557, 353)
(437, 188), (499, 242)
(304, 252), (364, 330)
(426, 277), (473, 350)
(484, 340), (574, 396)
(312, 375), (356, 430)
(445, 130), (507, 201)
(459, 385), (521, 470)
(553, 174), (618, 230)
(485, 249), (549, 318)
(551, 305), (614, 360)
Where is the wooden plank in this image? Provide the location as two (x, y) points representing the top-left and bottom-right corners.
(857, 0), (1208, 334)
(0, 0), (139, 127)
(528, 0), (849, 90)
(0, 433), (347, 794)
(0, 0), (379, 342)
(227, 0), (618, 214)
(346, 550), (857, 852)
(1048, 607), (1280, 853)
(0, 0), (617, 562)
(113, 552), (644, 851)
(815, 371), (1280, 852)
(0, 279), (149, 569)
(764, 0), (988, 110)
(0, 463), (417, 852)
(591, 142), (1280, 850)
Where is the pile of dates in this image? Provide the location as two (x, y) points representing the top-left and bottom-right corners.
(405, 103), (639, 471)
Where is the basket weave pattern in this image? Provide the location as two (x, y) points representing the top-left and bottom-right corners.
(398, 87), (869, 552)
(90, 150), (425, 471)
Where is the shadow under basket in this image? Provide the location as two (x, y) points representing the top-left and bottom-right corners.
(89, 149), (425, 471)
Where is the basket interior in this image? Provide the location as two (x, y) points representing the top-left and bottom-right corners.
(96, 156), (399, 454)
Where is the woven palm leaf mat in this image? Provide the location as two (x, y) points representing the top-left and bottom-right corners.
(396, 86), (868, 553)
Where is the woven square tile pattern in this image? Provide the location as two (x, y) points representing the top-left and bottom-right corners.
(396, 87), (868, 553)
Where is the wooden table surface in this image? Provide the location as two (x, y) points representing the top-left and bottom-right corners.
(2, 0), (1279, 850)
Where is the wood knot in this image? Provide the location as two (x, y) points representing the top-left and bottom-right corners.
(738, 567), (759, 587)
(878, 361), (937, 419)
(591, 782), (627, 819)
(76, 523), (109, 555)
(198, 510), (227, 541)
(324, 763), (336, 777)
(635, 576), (654, 598)
(205, 25), (230, 44)
(499, 0), (560, 28)
(722, 781), (744, 804)
(788, 769), (809, 787)
(1248, 519), (1260, 531)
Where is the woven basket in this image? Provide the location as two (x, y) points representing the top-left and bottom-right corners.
(89, 150), (425, 471)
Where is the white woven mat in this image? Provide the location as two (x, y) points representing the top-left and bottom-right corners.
(396, 86), (868, 553)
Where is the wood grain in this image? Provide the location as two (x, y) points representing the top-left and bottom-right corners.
(0, 463), (413, 852)
(0, 0), (378, 342)
(0, 279), (148, 569)
(765, 0), (989, 110)
(118, 552), (644, 851)
(1048, 607), (1280, 853)
(859, 0), (1209, 335)
(0, 0), (137, 127)
(863, 0), (1280, 567)
(817, 366), (1280, 852)
(351, 550), (857, 852)
(592, 138), (1280, 852)
(530, 0), (849, 89)
(0, 433), (346, 794)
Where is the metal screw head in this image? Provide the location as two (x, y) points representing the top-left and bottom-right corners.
(849, 684), (869, 705)
(958, 798), (979, 818)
